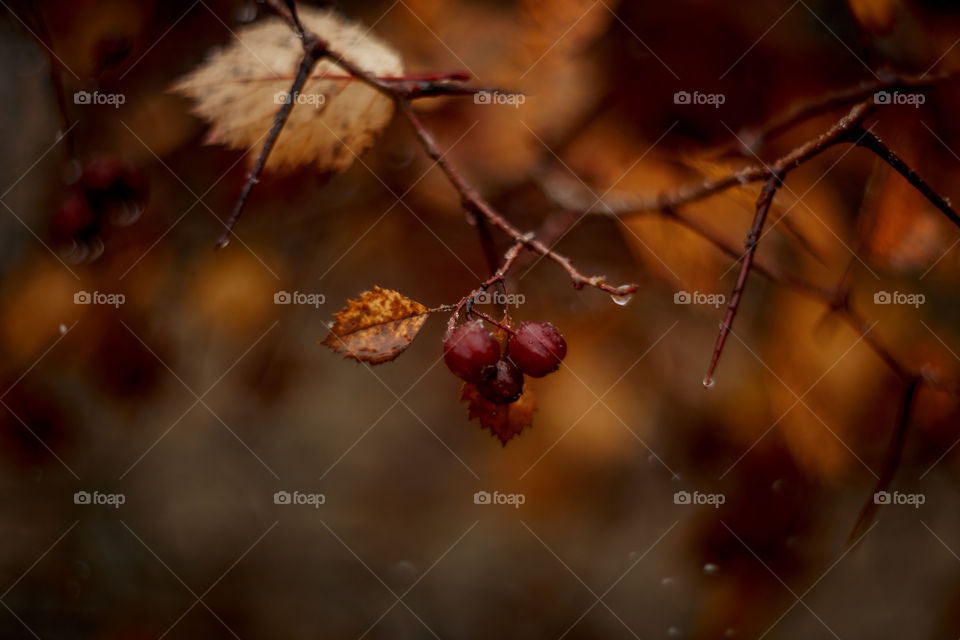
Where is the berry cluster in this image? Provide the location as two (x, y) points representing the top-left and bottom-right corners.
(51, 156), (148, 256)
(443, 319), (567, 405)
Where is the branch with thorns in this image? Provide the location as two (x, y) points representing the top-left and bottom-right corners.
(226, 0), (960, 536)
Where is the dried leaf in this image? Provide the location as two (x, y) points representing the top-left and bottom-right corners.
(172, 8), (402, 172)
(461, 383), (536, 445)
(321, 287), (429, 364)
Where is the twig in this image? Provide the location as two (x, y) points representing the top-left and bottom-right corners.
(215, 35), (327, 248)
(712, 70), (956, 157)
(447, 241), (524, 334)
(847, 377), (920, 547)
(854, 129), (960, 229)
(398, 100), (637, 297)
(704, 172), (782, 387)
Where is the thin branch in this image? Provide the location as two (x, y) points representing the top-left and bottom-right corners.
(712, 70), (957, 157)
(398, 99), (637, 297)
(854, 129), (960, 229)
(216, 35), (327, 248)
(848, 377), (921, 547)
(704, 173), (782, 387)
(447, 241), (524, 334)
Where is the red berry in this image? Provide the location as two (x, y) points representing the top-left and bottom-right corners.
(443, 320), (500, 383)
(52, 190), (95, 240)
(477, 359), (524, 405)
(508, 321), (567, 378)
(81, 157), (125, 192)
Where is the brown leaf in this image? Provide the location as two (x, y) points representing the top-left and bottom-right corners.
(171, 8), (402, 172)
(460, 383), (536, 445)
(321, 287), (429, 364)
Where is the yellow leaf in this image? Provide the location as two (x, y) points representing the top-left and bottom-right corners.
(321, 287), (428, 364)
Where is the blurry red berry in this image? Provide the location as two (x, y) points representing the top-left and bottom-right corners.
(52, 189), (95, 240)
(443, 320), (500, 383)
(508, 321), (567, 378)
(477, 358), (524, 405)
(81, 156), (125, 192)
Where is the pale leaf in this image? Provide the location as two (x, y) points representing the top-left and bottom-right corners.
(172, 8), (403, 172)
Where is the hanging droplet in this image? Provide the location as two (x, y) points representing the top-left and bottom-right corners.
(703, 563), (719, 575)
(702, 375), (715, 389)
(59, 323), (68, 335)
(611, 292), (633, 306)
(234, 1), (258, 23)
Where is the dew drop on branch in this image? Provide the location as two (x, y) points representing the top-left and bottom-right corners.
(702, 375), (715, 389)
(610, 292), (633, 306)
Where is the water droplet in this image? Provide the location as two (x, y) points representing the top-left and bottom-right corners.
(702, 375), (715, 389)
(73, 560), (90, 579)
(59, 323), (67, 334)
(234, 1), (258, 23)
(703, 563), (719, 575)
(390, 560), (417, 584)
(944, 197), (953, 208)
(611, 293), (633, 306)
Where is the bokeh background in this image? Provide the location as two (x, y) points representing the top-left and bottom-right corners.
(2, 0), (960, 638)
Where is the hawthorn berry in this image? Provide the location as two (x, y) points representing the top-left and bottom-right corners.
(508, 321), (567, 378)
(477, 358), (524, 405)
(443, 320), (500, 383)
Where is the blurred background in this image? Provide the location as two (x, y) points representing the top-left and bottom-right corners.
(2, 0), (960, 637)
